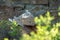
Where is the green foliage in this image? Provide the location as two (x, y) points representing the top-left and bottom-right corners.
(0, 20), (22, 38)
(58, 6), (60, 16)
(8, 20), (22, 37)
(8, 20), (19, 36)
(21, 11), (60, 40)
(4, 38), (9, 40)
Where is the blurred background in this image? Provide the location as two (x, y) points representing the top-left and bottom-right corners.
(0, 0), (60, 40)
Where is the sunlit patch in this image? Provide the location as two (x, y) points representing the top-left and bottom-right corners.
(4, 38), (9, 40)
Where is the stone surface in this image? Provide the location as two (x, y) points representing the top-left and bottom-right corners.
(25, 5), (48, 17)
(14, 10), (35, 26)
(12, 0), (48, 4)
(0, 0), (59, 20)
(0, 6), (13, 20)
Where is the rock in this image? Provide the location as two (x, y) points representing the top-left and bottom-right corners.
(13, 0), (48, 4)
(25, 5), (48, 17)
(14, 10), (35, 26)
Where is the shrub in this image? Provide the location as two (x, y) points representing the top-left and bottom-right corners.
(21, 11), (60, 40)
(0, 20), (22, 40)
